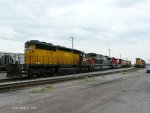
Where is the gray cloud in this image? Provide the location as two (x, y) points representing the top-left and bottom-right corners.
(113, 0), (146, 7)
(0, 0), (150, 63)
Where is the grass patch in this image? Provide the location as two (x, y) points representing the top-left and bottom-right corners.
(122, 68), (139, 74)
(81, 76), (96, 83)
(31, 84), (54, 94)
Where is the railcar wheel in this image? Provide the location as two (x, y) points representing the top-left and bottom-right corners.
(28, 68), (35, 78)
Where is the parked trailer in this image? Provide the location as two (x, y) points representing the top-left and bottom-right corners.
(0, 52), (24, 71)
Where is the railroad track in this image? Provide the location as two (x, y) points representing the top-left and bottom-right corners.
(0, 78), (18, 83)
(0, 77), (33, 83)
(0, 68), (137, 91)
(0, 71), (6, 73)
(0, 68), (123, 83)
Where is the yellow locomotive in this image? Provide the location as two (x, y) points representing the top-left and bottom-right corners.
(6, 40), (87, 78)
(135, 58), (146, 68)
(25, 40), (82, 65)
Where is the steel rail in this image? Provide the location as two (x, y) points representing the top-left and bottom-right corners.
(0, 68), (136, 91)
(0, 67), (130, 83)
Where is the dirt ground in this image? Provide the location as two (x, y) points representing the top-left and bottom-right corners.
(0, 69), (149, 113)
(0, 73), (6, 79)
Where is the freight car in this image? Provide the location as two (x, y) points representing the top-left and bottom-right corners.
(0, 52), (24, 71)
(135, 58), (146, 68)
(5, 40), (132, 78)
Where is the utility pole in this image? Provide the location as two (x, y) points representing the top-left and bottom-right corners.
(119, 54), (121, 59)
(108, 49), (111, 57)
(70, 37), (74, 49)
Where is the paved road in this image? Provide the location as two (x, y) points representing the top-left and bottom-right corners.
(0, 73), (6, 79)
(0, 69), (150, 113)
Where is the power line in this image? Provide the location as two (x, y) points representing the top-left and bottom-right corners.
(0, 37), (24, 42)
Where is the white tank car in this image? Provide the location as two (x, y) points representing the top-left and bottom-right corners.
(0, 52), (24, 70)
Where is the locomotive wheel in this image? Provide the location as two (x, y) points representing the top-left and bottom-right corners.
(28, 68), (36, 78)
(28, 72), (34, 78)
(94, 66), (98, 70)
(48, 69), (54, 77)
(98, 66), (101, 70)
(39, 70), (44, 77)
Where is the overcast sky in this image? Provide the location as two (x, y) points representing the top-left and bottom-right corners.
(0, 0), (150, 63)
